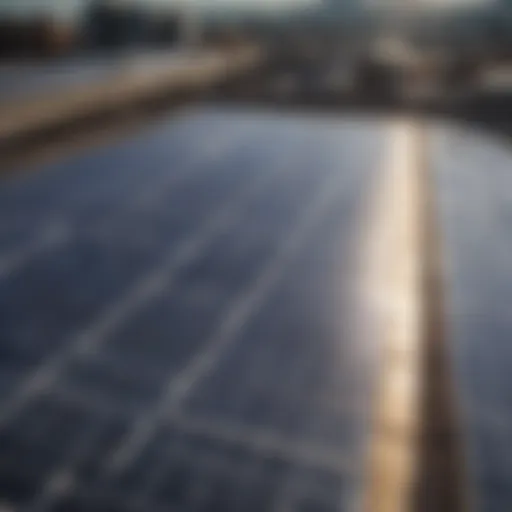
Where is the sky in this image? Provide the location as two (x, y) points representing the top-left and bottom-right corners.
(0, 0), (490, 20)
(0, 0), (316, 20)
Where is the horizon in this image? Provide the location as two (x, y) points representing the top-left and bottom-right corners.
(0, 0), (494, 21)
(0, 0), (318, 21)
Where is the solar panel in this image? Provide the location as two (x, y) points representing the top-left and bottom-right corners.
(432, 122), (512, 512)
(0, 109), (386, 511)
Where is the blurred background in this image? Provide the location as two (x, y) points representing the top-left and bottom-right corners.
(1, 1), (512, 512)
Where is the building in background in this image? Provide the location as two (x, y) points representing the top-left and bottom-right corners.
(83, 0), (195, 50)
(0, 17), (76, 58)
(84, 0), (149, 49)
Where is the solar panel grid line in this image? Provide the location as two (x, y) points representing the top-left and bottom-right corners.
(0, 123), (247, 283)
(174, 435), (342, 512)
(19, 382), (357, 478)
(0, 142), (300, 431)
(26, 400), (182, 510)
(168, 412), (355, 475)
(268, 344), (365, 511)
(253, 335), (348, 451)
(34, 462), (81, 512)
(31, 423), (171, 512)
(105, 169), (352, 473)
(63, 430), (288, 512)
(109, 428), (180, 490)
(183, 313), (283, 425)
(0, 398), (100, 511)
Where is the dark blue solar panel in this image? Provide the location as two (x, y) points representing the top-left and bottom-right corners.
(0, 108), (385, 512)
(433, 122), (512, 512)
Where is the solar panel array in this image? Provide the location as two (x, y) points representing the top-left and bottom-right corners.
(0, 108), (386, 512)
